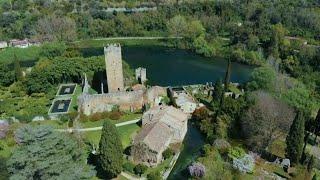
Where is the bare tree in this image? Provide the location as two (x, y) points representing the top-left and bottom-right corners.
(36, 15), (77, 42)
(241, 91), (295, 152)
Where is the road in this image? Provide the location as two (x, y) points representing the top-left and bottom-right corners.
(56, 119), (141, 132)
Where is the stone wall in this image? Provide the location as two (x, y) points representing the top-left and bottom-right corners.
(78, 90), (144, 115)
(78, 86), (167, 116)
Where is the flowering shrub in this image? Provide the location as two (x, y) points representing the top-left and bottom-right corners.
(188, 162), (206, 177)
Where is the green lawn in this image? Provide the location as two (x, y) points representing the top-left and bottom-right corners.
(80, 113), (142, 128)
(0, 46), (41, 63)
(70, 85), (82, 112)
(82, 123), (141, 148)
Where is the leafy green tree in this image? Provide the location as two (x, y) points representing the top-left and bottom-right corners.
(134, 164), (148, 176)
(13, 54), (23, 81)
(162, 148), (174, 160)
(147, 171), (161, 180)
(7, 125), (96, 179)
(247, 66), (276, 91)
(213, 79), (223, 100)
(286, 111), (305, 164)
(0, 63), (14, 86)
(99, 120), (123, 178)
(167, 15), (188, 37)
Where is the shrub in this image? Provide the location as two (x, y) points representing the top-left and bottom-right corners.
(109, 111), (122, 120)
(0, 120), (9, 139)
(147, 171), (161, 180)
(162, 148), (174, 160)
(228, 147), (246, 159)
(188, 162), (206, 177)
(60, 115), (70, 123)
(122, 162), (135, 174)
(134, 164), (148, 176)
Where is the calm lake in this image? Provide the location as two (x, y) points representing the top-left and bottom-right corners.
(82, 45), (254, 179)
(82, 45), (254, 86)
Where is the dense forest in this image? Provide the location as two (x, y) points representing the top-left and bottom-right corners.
(0, 0), (320, 179)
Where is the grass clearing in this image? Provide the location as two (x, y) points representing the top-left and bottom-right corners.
(70, 85), (82, 112)
(80, 112), (142, 128)
(0, 46), (41, 64)
(82, 123), (141, 148)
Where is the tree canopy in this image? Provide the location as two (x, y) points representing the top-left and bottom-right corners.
(99, 120), (123, 178)
(7, 125), (96, 180)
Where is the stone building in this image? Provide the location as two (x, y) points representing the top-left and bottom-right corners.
(131, 105), (188, 166)
(135, 67), (147, 84)
(105, 44), (124, 92)
(78, 86), (166, 116)
(77, 44), (167, 116)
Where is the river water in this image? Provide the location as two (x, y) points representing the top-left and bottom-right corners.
(81, 45), (253, 179)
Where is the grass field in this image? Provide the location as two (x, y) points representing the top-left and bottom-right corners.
(82, 123), (141, 148)
(80, 113), (142, 128)
(0, 46), (41, 64)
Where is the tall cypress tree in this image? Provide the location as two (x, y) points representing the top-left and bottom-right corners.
(99, 120), (123, 178)
(286, 111), (305, 164)
(13, 53), (23, 81)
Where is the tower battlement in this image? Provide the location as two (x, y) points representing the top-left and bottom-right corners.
(104, 44), (124, 93)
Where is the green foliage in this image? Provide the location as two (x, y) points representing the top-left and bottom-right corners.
(227, 146), (246, 159)
(99, 120), (123, 178)
(162, 148), (174, 160)
(7, 125), (96, 179)
(13, 55), (22, 81)
(0, 84), (54, 119)
(134, 164), (148, 176)
(0, 46), (41, 63)
(281, 84), (319, 113)
(39, 42), (67, 59)
(147, 171), (161, 180)
(286, 111), (305, 164)
(25, 56), (105, 94)
(122, 161), (135, 174)
(0, 63), (14, 86)
(198, 147), (233, 179)
(247, 66), (276, 91)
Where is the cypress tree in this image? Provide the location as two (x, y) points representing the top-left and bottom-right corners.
(13, 54), (23, 81)
(285, 111), (305, 164)
(99, 120), (123, 178)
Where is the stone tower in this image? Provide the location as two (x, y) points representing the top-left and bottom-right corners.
(104, 44), (124, 93)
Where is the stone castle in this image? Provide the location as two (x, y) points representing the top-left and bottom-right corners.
(105, 44), (124, 92)
(78, 44), (166, 116)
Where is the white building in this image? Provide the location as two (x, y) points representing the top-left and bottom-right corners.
(0, 41), (8, 49)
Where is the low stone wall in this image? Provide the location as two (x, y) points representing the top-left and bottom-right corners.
(78, 86), (167, 116)
(78, 90), (144, 115)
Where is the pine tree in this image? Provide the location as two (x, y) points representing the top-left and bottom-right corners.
(99, 120), (123, 178)
(7, 125), (96, 179)
(13, 54), (23, 81)
(286, 111), (305, 164)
